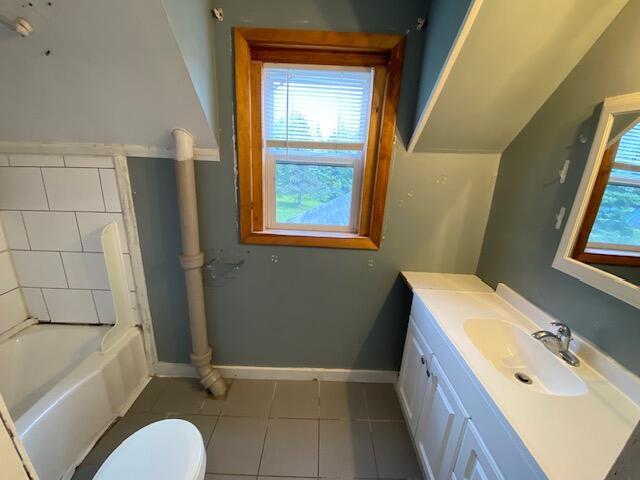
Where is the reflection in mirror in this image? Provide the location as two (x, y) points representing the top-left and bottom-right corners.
(572, 111), (640, 283)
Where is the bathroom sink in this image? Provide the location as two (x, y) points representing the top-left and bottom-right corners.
(463, 318), (587, 396)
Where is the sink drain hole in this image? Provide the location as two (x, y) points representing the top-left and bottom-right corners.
(514, 372), (532, 385)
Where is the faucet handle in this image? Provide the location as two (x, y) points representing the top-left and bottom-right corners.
(551, 322), (573, 351)
(551, 321), (571, 338)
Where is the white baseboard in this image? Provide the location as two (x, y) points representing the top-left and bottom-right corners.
(153, 362), (398, 384)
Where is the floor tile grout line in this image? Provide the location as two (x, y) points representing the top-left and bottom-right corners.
(317, 417), (321, 478)
(316, 380), (322, 420)
(206, 414), (221, 448)
(255, 380), (278, 477)
(368, 419), (381, 479)
(256, 413), (272, 477)
(362, 388), (381, 478)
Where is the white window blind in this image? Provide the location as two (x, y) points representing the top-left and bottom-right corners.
(263, 64), (373, 146)
(262, 64), (374, 232)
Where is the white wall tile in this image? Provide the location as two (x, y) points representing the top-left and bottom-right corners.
(76, 212), (128, 253)
(92, 290), (139, 325)
(43, 289), (98, 324)
(64, 155), (113, 168)
(61, 252), (109, 289)
(0, 251), (19, 295)
(92, 290), (115, 324)
(9, 154), (64, 167)
(100, 168), (122, 212)
(0, 154), (8, 166)
(12, 251), (68, 288)
(42, 168), (105, 211)
(23, 211), (82, 251)
(0, 211), (29, 250)
(0, 289), (28, 334)
(22, 287), (50, 321)
(99, 169), (122, 212)
(0, 167), (49, 210)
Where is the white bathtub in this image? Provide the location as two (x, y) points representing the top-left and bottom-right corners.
(0, 324), (149, 480)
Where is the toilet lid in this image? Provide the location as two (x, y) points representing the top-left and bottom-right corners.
(93, 419), (206, 480)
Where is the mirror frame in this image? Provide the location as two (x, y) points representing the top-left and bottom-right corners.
(554, 92), (640, 309)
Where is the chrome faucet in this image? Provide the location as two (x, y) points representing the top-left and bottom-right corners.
(532, 322), (580, 367)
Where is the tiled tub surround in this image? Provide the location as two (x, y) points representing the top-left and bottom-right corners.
(73, 378), (422, 480)
(0, 154), (138, 325)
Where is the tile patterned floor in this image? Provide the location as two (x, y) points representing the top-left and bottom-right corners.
(72, 377), (422, 479)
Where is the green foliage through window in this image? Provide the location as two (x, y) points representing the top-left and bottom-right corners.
(589, 184), (640, 246)
(275, 163), (353, 225)
(588, 122), (640, 248)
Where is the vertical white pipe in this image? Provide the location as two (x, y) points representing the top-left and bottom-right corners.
(173, 128), (227, 397)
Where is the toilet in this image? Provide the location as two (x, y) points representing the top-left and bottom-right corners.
(92, 419), (206, 480)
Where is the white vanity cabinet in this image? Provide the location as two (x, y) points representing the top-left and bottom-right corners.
(398, 313), (505, 480)
(452, 422), (502, 480)
(415, 355), (469, 479)
(398, 273), (635, 480)
(397, 319), (432, 432)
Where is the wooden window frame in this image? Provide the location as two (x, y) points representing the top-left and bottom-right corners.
(572, 140), (640, 267)
(234, 27), (405, 250)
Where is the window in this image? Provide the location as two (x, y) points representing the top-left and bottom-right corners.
(263, 65), (372, 232)
(572, 120), (640, 266)
(234, 28), (405, 249)
(554, 94), (640, 308)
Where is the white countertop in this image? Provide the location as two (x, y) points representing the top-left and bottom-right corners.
(408, 278), (640, 480)
(402, 271), (493, 292)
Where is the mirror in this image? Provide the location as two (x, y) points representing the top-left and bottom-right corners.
(554, 93), (640, 307)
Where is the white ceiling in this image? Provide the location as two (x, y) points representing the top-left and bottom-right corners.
(0, 0), (217, 150)
(410, 0), (629, 153)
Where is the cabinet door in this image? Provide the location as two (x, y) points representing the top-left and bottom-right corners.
(415, 356), (468, 480)
(451, 421), (502, 480)
(398, 318), (432, 433)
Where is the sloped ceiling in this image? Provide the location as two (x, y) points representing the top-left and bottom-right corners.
(410, 0), (629, 153)
(0, 0), (217, 150)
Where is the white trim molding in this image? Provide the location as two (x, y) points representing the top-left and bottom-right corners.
(113, 155), (158, 367)
(407, 0), (484, 153)
(553, 92), (640, 309)
(0, 141), (219, 161)
(153, 362), (399, 384)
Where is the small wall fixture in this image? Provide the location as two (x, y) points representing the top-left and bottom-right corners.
(555, 207), (566, 230)
(558, 160), (570, 184)
(0, 15), (33, 37)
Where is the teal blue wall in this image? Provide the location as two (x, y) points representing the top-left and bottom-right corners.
(477, 0), (640, 375)
(414, 0), (472, 131)
(129, 0), (512, 370)
(129, 157), (193, 362)
(131, 0), (428, 367)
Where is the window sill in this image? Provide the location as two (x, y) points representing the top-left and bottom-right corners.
(575, 249), (640, 266)
(241, 229), (379, 250)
